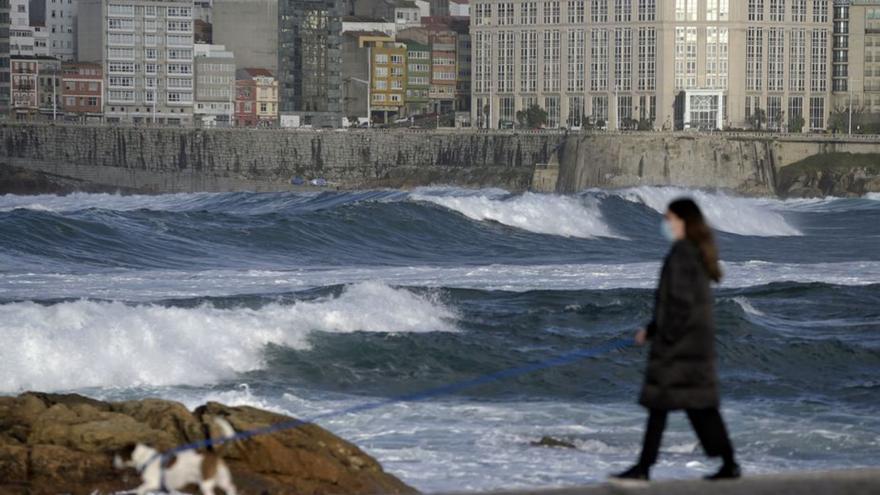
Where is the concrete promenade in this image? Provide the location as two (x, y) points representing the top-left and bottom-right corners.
(445, 468), (880, 495)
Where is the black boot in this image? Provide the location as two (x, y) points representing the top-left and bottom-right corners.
(610, 464), (650, 484)
(704, 462), (741, 481)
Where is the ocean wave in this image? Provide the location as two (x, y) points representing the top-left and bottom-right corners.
(610, 186), (803, 237)
(3, 261), (880, 302)
(0, 282), (457, 392)
(411, 190), (620, 239)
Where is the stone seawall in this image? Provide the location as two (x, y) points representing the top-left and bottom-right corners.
(0, 124), (562, 193)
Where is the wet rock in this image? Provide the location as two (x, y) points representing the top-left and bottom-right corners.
(531, 436), (578, 449)
(0, 392), (418, 495)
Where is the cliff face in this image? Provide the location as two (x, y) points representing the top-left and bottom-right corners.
(776, 152), (880, 197)
(0, 125), (560, 193)
(0, 392), (417, 495)
(554, 134), (778, 195)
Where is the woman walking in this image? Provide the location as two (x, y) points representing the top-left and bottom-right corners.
(612, 198), (740, 483)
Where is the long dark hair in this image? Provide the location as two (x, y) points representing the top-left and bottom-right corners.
(668, 198), (722, 282)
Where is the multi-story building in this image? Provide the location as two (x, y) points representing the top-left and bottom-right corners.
(194, 43), (234, 126)
(277, 0), (345, 127)
(429, 30), (457, 113)
(834, 0), (880, 121)
(0, 0), (11, 116)
(235, 67), (277, 126)
(10, 55), (36, 117)
(61, 62), (103, 122)
(471, 0), (835, 131)
(79, 0), (195, 125)
(35, 55), (61, 119)
(213, 0), (277, 74)
(371, 40), (407, 121)
(403, 39), (431, 115)
(40, 0), (78, 61)
(341, 30), (392, 123)
(9, 0), (34, 56)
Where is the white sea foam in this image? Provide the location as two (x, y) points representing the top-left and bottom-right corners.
(412, 190), (620, 238)
(0, 282), (457, 392)
(866, 192), (880, 201)
(612, 186), (803, 237)
(2, 261), (878, 302)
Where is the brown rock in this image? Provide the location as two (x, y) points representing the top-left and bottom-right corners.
(0, 392), (418, 495)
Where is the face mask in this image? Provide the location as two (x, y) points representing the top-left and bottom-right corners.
(661, 219), (677, 242)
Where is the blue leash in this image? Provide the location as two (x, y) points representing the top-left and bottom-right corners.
(152, 337), (634, 481)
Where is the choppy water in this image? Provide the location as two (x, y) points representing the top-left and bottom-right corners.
(1, 187), (879, 492)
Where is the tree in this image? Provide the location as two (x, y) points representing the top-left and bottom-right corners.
(751, 108), (766, 130)
(774, 109), (785, 132)
(788, 114), (805, 133)
(482, 104), (491, 129)
(517, 103), (548, 128)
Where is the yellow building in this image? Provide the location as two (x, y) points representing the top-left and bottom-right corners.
(371, 41), (408, 122)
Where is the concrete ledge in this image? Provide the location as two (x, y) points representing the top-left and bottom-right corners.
(443, 468), (880, 495)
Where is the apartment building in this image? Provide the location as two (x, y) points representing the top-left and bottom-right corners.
(835, 1), (880, 116)
(61, 62), (103, 122)
(9, 0), (34, 55)
(0, 0), (10, 116)
(403, 39), (431, 115)
(194, 43), (234, 126)
(10, 55), (36, 117)
(235, 67), (277, 126)
(79, 0), (195, 125)
(471, 0), (835, 131)
(341, 30), (392, 123)
(371, 41), (407, 120)
(41, 0), (78, 61)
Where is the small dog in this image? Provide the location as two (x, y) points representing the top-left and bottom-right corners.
(114, 417), (239, 495)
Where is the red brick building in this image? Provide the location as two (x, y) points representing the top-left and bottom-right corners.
(235, 68), (277, 127)
(11, 57), (39, 119)
(61, 63), (103, 122)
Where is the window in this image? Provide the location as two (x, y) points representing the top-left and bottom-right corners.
(592, 95), (608, 122)
(769, 0), (784, 22)
(810, 96), (825, 129)
(767, 95), (782, 130)
(145, 48), (157, 60)
(813, 0), (828, 23)
(591, 28), (608, 91)
(520, 2), (537, 24)
(544, 1), (560, 24)
(811, 29), (828, 92)
(497, 31), (515, 93)
(614, 0), (630, 22)
(542, 30), (560, 92)
(790, 28), (806, 92)
(591, 0), (608, 23)
(792, 0), (806, 22)
(747, 27), (764, 91)
(107, 18), (133, 30)
(748, 0), (764, 22)
(768, 28), (785, 92)
(545, 95), (560, 127)
(614, 28), (632, 91)
(638, 27), (656, 91)
(567, 29), (585, 92)
(788, 96), (803, 130)
(498, 2), (514, 25)
(568, 0), (584, 23)
(475, 3), (491, 25)
(520, 30), (537, 93)
(638, 0), (655, 21)
(675, 0), (697, 21)
(107, 4), (135, 16)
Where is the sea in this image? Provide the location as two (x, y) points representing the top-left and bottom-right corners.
(0, 186), (878, 492)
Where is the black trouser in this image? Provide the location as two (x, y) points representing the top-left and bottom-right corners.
(638, 408), (735, 468)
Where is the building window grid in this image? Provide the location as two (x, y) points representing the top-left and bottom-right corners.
(543, 30), (561, 92)
(768, 28), (786, 92)
(498, 2), (514, 25)
(568, 0), (584, 23)
(705, 27), (729, 89)
(747, 27), (764, 91)
(520, 30), (537, 93)
(591, 28), (609, 91)
(810, 96), (825, 129)
(614, 27), (632, 91)
(790, 28), (807, 92)
(497, 31), (515, 93)
(675, 0), (697, 21)
(638, 0), (656, 22)
(520, 2), (537, 24)
(567, 29), (585, 92)
(811, 29), (828, 92)
(544, 1), (560, 24)
(813, 0), (828, 23)
(591, 0), (608, 23)
(769, 0), (785, 22)
(792, 0), (807, 22)
(614, 0), (630, 22)
(638, 27), (656, 91)
(749, 0), (764, 22)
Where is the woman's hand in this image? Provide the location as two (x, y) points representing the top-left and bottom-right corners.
(634, 328), (648, 346)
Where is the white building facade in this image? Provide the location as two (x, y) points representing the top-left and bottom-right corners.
(44, 0), (79, 61)
(471, 0), (834, 131)
(194, 43), (235, 126)
(79, 0), (195, 124)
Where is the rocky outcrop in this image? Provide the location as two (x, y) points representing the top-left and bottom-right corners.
(777, 153), (880, 198)
(0, 392), (417, 495)
(0, 164), (138, 195)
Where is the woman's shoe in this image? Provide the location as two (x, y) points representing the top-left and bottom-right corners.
(704, 462), (742, 481)
(609, 464), (650, 485)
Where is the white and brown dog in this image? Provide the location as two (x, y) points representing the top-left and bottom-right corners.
(114, 417), (239, 495)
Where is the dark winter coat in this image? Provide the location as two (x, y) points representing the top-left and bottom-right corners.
(639, 239), (720, 410)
